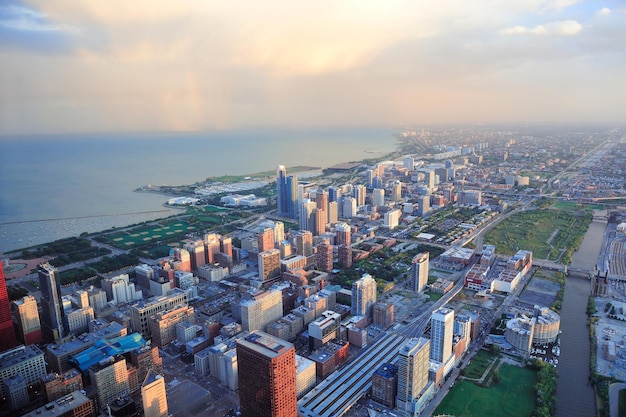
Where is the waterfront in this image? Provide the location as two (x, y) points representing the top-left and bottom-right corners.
(0, 128), (397, 253)
(555, 217), (606, 417)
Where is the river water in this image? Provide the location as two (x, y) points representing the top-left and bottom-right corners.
(555, 218), (606, 417)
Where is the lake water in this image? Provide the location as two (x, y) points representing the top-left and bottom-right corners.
(0, 128), (398, 253)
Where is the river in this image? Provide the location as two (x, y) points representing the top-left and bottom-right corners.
(555, 217), (606, 417)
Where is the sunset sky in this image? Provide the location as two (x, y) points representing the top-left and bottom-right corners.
(1, 0), (624, 135)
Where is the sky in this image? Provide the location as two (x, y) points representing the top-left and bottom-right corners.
(0, 0), (625, 135)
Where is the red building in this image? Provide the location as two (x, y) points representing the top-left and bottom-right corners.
(337, 244), (352, 268)
(316, 243), (333, 273)
(237, 331), (297, 417)
(0, 263), (18, 351)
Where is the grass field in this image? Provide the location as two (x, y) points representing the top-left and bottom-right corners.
(435, 363), (537, 417)
(484, 208), (591, 262)
(104, 221), (196, 248)
(463, 350), (494, 379)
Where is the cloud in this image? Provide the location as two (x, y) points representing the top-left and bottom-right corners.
(598, 7), (611, 15)
(501, 20), (582, 36)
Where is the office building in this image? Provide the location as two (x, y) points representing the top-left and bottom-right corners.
(342, 196), (357, 218)
(237, 331), (297, 417)
(293, 230), (313, 257)
(285, 175), (299, 219)
(308, 310), (341, 350)
(23, 390), (94, 417)
(316, 243), (333, 273)
(41, 368), (83, 402)
(353, 184), (366, 207)
(411, 252), (429, 293)
(258, 249), (281, 281)
(396, 337), (430, 412)
(129, 289), (188, 337)
(12, 295), (42, 345)
(372, 363), (398, 409)
(240, 289), (283, 332)
(391, 180), (402, 202)
(384, 209), (401, 229)
(295, 355), (316, 398)
(299, 199), (316, 232)
(276, 165), (289, 216)
(257, 227), (276, 253)
(4, 373), (28, 410)
(184, 241), (206, 271)
(417, 195), (430, 216)
(335, 222), (351, 246)
(38, 263), (67, 341)
(404, 156), (414, 171)
(86, 286), (107, 313)
(0, 345), (47, 398)
(89, 355), (130, 408)
(131, 344), (164, 385)
(351, 274), (377, 320)
(66, 306), (95, 335)
(430, 308), (454, 363)
(150, 305), (195, 347)
(373, 302), (394, 328)
(141, 371), (168, 417)
(0, 263), (18, 351)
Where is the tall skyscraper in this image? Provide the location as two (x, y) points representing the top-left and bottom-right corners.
(372, 188), (385, 208)
(141, 371), (168, 417)
(12, 295), (42, 345)
(220, 236), (233, 258)
(327, 186), (341, 203)
(335, 222), (351, 246)
(430, 308), (455, 363)
(237, 331), (297, 417)
(38, 263), (66, 341)
(293, 230), (313, 257)
(351, 274), (377, 319)
(299, 199), (316, 232)
(286, 176), (299, 219)
(276, 165), (288, 216)
(0, 263), (18, 351)
(391, 180), (402, 202)
(411, 253), (429, 293)
(316, 243), (333, 273)
(353, 184), (366, 207)
(396, 337), (431, 412)
(258, 249), (281, 281)
(257, 227), (276, 253)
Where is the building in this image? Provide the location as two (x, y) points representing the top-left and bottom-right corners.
(0, 345), (47, 398)
(89, 355), (130, 408)
(103, 273), (142, 305)
(295, 355), (316, 398)
(23, 390), (94, 417)
(240, 289), (283, 332)
(316, 243), (333, 272)
(373, 302), (394, 328)
(351, 274), (377, 320)
(411, 253), (429, 293)
(66, 306), (95, 335)
(258, 249), (281, 281)
(338, 244), (352, 268)
(38, 263), (67, 341)
(257, 228), (276, 253)
(4, 373), (29, 410)
(342, 196), (357, 218)
(41, 368), (83, 402)
(396, 337), (430, 413)
(0, 263), (18, 350)
(293, 230), (313, 257)
(141, 371), (168, 417)
(237, 331), (297, 417)
(129, 289), (188, 337)
(372, 363), (398, 409)
(12, 295), (42, 345)
(86, 286), (108, 313)
(372, 188), (385, 207)
(286, 176), (299, 219)
(276, 165), (289, 216)
(391, 180), (402, 202)
(335, 222), (351, 246)
(130, 344), (164, 385)
(430, 308), (454, 363)
(308, 310), (341, 350)
(384, 209), (401, 229)
(150, 305), (195, 347)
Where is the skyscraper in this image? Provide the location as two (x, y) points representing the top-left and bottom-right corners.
(286, 175), (299, 219)
(12, 295), (42, 345)
(391, 180), (402, 202)
(237, 331), (297, 417)
(141, 371), (168, 417)
(430, 308), (454, 363)
(372, 188), (385, 208)
(257, 227), (276, 253)
(258, 249), (281, 281)
(89, 355), (130, 408)
(351, 273), (377, 319)
(335, 222), (351, 246)
(276, 165), (288, 216)
(396, 337), (431, 412)
(411, 252), (429, 293)
(316, 243), (333, 273)
(0, 263), (18, 351)
(293, 230), (313, 257)
(38, 263), (67, 341)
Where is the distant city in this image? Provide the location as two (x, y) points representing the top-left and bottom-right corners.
(2, 126), (626, 417)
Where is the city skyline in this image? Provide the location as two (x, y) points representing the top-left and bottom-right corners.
(1, 1), (625, 136)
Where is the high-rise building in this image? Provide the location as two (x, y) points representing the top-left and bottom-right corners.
(240, 289), (283, 332)
(11, 295), (42, 345)
(204, 233), (222, 264)
(293, 230), (313, 257)
(0, 263), (18, 351)
(4, 373), (29, 410)
(220, 236), (233, 258)
(372, 363), (398, 409)
(66, 306), (95, 335)
(338, 244), (352, 268)
(276, 165), (288, 216)
(404, 156), (414, 171)
(417, 195), (430, 216)
(342, 196), (357, 218)
(38, 263), (67, 341)
(129, 289), (188, 337)
(258, 249), (281, 281)
(353, 184), (366, 207)
(184, 241), (206, 271)
(89, 355), (130, 408)
(316, 243), (333, 273)
(327, 186), (341, 203)
(237, 331), (297, 417)
(0, 345), (47, 398)
(41, 368), (83, 402)
(299, 199), (316, 231)
(257, 227), (276, 253)
(411, 253), (429, 293)
(373, 302), (394, 328)
(150, 305), (195, 347)
(391, 180), (402, 202)
(315, 189), (328, 212)
(286, 175), (299, 219)
(430, 308), (454, 363)
(384, 209), (401, 229)
(396, 337), (431, 412)
(351, 274), (377, 320)
(131, 344), (164, 385)
(312, 208), (326, 236)
(141, 371), (168, 417)
(372, 188), (385, 208)
(335, 222), (351, 246)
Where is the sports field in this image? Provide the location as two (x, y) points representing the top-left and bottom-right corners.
(434, 363), (537, 417)
(105, 221), (196, 248)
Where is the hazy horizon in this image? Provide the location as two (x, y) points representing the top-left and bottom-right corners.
(1, 1), (625, 136)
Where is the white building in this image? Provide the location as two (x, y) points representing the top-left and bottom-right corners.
(430, 308), (454, 363)
(384, 209), (401, 229)
(240, 289), (283, 332)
